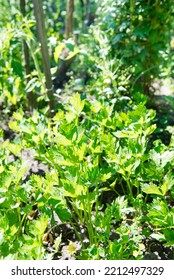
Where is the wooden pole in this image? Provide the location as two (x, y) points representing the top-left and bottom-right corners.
(65, 0), (74, 38)
(32, 0), (55, 114)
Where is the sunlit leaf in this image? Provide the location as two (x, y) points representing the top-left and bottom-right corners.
(54, 133), (72, 146)
(141, 183), (162, 195)
(54, 42), (65, 63)
(70, 93), (85, 115)
(8, 121), (20, 132)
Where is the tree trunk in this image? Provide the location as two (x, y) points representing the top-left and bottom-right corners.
(85, 0), (95, 26)
(53, 57), (75, 89)
(32, 0), (55, 114)
(65, 0), (74, 38)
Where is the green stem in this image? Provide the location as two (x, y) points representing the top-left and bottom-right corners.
(69, 199), (83, 224)
(82, 192), (94, 245)
(70, 222), (85, 249)
(119, 175), (126, 194)
(26, 40), (45, 89)
(126, 177), (133, 197)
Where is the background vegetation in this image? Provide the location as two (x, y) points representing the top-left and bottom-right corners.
(0, 0), (174, 260)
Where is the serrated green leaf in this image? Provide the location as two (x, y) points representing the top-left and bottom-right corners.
(113, 130), (138, 139)
(6, 143), (22, 156)
(161, 181), (168, 196)
(160, 150), (174, 168)
(55, 159), (74, 167)
(32, 135), (40, 143)
(160, 172), (174, 195)
(141, 183), (162, 195)
(30, 214), (49, 235)
(53, 110), (64, 122)
(163, 229), (174, 244)
(144, 124), (156, 135)
(90, 101), (102, 113)
(77, 143), (86, 161)
(8, 121), (20, 132)
(9, 165), (27, 184)
(54, 133), (72, 146)
(65, 112), (76, 123)
(0, 166), (4, 173)
(46, 148), (74, 167)
(13, 111), (23, 121)
(150, 150), (161, 165)
(54, 205), (71, 222)
(101, 172), (112, 182)
(61, 179), (87, 198)
(70, 93), (85, 115)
